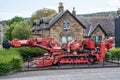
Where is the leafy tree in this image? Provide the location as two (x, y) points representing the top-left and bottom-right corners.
(4, 23), (15, 40)
(0, 16), (26, 26)
(4, 16), (27, 40)
(8, 16), (25, 25)
(30, 8), (56, 23)
(12, 21), (31, 40)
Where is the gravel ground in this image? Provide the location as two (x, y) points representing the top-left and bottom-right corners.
(1, 67), (120, 80)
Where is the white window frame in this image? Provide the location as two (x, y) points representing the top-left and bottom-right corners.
(92, 36), (102, 42)
(61, 36), (73, 44)
(63, 20), (70, 29)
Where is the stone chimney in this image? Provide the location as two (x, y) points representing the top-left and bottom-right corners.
(43, 8), (48, 17)
(58, 2), (64, 13)
(72, 7), (76, 15)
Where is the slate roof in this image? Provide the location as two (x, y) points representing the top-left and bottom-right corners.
(77, 16), (115, 36)
(88, 24), (107, 36)
(32, 10), (86, 31)
(33, 10), (116, 37)
(32, 16), (53, 31)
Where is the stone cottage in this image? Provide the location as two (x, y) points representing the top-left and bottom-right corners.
(32, 2), (115, 43)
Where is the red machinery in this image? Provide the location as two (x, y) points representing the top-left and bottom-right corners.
(3, 37), (114, 68)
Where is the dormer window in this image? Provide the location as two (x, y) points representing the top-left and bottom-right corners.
(63, 20), (70, 29)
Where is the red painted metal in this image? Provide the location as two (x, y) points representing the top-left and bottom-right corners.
(103, 38), (114, 51)
(10, 37), (114, 68)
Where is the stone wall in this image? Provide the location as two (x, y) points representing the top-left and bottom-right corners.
(43, 29), (50, 38)
(50, 12), (84, 41)
(32, 30), (42, 37)
(91, 27), (105, 38)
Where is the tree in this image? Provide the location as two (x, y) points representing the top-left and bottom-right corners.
(30, 8), (56, 23)
(0, 16), (26, 26)
(4, 23), (15, 40)
(8, 16), (25, 25)
(12, 21), (31, 40)
(4, 16), (27, 40)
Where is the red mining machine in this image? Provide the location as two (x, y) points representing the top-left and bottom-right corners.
(2, 37), (114, 68)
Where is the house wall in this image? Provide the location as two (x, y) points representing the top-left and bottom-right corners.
(32, 29), (50, 38)
(50, 12), (84, 42)
(32, 30), (42, 37)
(91, 27), (105, 37)
(91, 27), (106, 41)
(43, 29), (50, 37)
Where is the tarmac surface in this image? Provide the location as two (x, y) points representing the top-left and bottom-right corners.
(1, 67), (120, 80)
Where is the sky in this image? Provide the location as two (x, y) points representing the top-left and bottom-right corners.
(0, 0), (120, 21)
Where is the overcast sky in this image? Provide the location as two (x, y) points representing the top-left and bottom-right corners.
(0, 0), (120, 20)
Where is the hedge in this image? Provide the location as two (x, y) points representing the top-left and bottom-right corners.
(0, 46), (48, 76)
(16, 47), (48, 59)
(0, 48), (23, 76)
(106, 48), (120, 60)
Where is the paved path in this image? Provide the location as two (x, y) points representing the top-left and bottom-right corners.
(0, 44), (2, 48)
(1, 67), (120, 80)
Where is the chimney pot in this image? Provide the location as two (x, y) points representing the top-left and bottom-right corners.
(72, 7), (76, 15)
(58, 2), (64, 13)
(43, 8), (48, 17)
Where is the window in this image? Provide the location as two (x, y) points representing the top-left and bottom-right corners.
(63, 20), (70, 29)
(92, 36), (102, 42)
(98, 36), (102, 42)
(92, 36), (96, 41)
(61, 36), (73, 44)
(61, 36), (67, 44)
(68, 36), (73, 41)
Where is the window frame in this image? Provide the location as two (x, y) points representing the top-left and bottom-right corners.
(63, 20), (71, 29)
(92, 36), (102, 42)
(61, 36), (73, 44)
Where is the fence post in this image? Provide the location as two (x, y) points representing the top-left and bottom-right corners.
(103, 58), (105, 67)
(111, 53), (113, 62)
(43, 58), (44, 68)
(73, 58), (75, 68)
(118, 54), (120, 67)
(28, 56), (30, 71)
(88, 62), (90, 68)
(58, 58), (60, 69)
(12, 58), (14, 70)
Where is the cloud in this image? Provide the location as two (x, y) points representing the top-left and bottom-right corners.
(0, 11), (33, 20)
(107, 0), (120, 6)
(77, 8), (117, 14)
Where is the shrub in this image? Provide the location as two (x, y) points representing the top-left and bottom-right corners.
(0, 48), (22, 76)
(17, 47), (47, 59)
(106, 48), (120, 60)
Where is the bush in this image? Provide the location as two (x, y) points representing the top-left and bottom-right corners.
(0, 47), (48, 75)
(17, 47), (47, 59)
(0, 48), (22, 76)
(106, 48), (120, 60)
